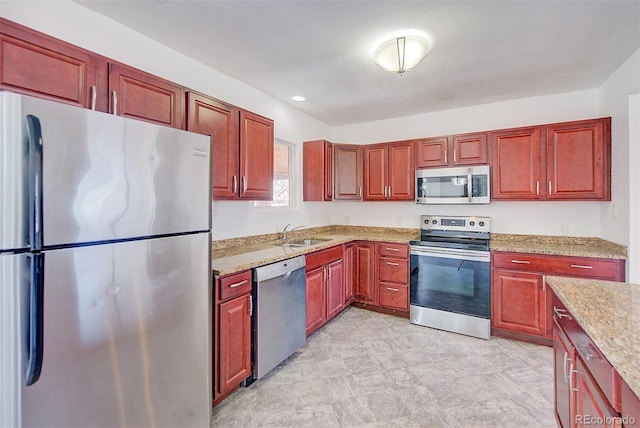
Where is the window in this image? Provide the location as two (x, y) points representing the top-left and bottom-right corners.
(255, 141), (293, 207)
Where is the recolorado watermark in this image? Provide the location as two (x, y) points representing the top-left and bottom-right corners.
(576, 415), (636, 425)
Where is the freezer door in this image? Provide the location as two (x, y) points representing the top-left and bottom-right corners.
(15, 92), (211, 247)
(21, 233), (211, 428)
(0, 92), (29, 251)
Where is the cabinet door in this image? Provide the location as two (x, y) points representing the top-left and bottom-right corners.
(303, 140), (333, 201)
(186, 92), (240, 200)
(491, 127), (544, 200)
(239, 110), (274, 200)
(574, 357), (622, 428)
(452, 133), (488, 166)
(306, 267), (326, 336)
(354, 243), (376, 301)
(343, 244), (354, 305)
(363, 144), (387, 200)
(554, 320), (573, 428)
(109, 62), (184, 128)
(334, 145), (363, 200)
(218, 294), (252, 395)
(546, 118), (610, 200)
(492, 269), (548, 336)
(388, 141), (415, 200)
(326, 259), (345, 319)
(415, 137), (449, 168)
(0, 18), (98, 109)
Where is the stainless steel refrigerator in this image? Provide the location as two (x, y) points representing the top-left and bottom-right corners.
(0, 91), (212, 427)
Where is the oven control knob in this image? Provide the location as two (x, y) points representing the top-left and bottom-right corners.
(432, 220), (437, 225)
(479, 221), (485, 227)
(469, 221), (475, 226)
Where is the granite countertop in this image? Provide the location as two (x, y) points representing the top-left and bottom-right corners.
(547, 276), (640, 400)
(491, 233), (627, 259)
(212, 225), (419, 276)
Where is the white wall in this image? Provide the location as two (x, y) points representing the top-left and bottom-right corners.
(627, 93), (640, 282)
(1, 1), (634, 245)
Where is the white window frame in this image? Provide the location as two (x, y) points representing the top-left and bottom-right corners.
(254, 140), (297, 209)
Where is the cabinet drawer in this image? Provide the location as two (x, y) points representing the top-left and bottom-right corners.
(493, 252), (624, 280)
(378, 242), (409, 258)
(306, 245), (343, 272)
(379, 257), (409, 284)
(219, 270), (252, 301)
(378, 283), (408, 310)
(553, 294), (621, 412)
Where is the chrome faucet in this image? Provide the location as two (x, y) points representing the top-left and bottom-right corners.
(281, 224), (306, 241)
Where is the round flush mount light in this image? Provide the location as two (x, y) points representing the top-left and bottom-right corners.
(372, 30), (431, 75)
(291, 95), (306, 102)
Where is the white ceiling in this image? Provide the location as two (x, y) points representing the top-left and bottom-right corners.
(74, 1), (640, 126)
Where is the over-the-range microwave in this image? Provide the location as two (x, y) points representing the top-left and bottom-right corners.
(416, 165), (490, 204)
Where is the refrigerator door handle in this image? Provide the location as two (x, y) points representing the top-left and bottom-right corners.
(25, 253), (44, 386)
(26, 115), (44, 251)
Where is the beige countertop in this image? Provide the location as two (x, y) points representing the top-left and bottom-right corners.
(547, 276), (640, 400)
(491, 233), (627, 259)
(212, 225), (419, 276)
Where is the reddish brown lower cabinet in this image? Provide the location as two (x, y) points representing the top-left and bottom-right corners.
(553, 291), (627, 428)
(343, 243), (355, 306)
(353, 242), (376, 302)
(214, 270), (252, 405)
(305, 246), (345, 336)
(492, 269), (549, 338)
(622, 381), (640, 428)
(491, 251), (624, 344)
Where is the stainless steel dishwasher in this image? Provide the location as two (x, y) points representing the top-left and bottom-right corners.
(252, 255), (306, 380)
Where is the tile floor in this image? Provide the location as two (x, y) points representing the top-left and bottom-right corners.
(211, 307), (556, 427)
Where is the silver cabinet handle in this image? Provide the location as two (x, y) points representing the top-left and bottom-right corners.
(112, 90), (118, 115)
(548, 180), (552, 195)
(388, 185), (392, 198)
(229, 279), (248, 288)
(248, 295), (253, 316)
(91, 86), (97, 111)
(536, 181), (540, 196)
(453, 149), (457, 163)
(385, 247), (400, 252)
(386, 262), (400, 266)
(570, 264), (593, 269)
(553, 306), (572, 320)
(386, 287), (399, 292)
(510, 259), (531, 264)
(359, 186), (362, 198)
(577, 343), (599, 361)
(232, 175), (238, 193)
(563, 352), (570, 382)
(569, 362), (580, 392)
(444, 150), (447, 164)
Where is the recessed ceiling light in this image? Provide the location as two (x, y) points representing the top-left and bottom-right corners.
(291, 95), (306, 102)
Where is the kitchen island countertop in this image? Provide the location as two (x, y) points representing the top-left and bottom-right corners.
(547, 276), (640, 400)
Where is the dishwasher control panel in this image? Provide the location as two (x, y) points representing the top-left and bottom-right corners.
(253, 255), (306, 282)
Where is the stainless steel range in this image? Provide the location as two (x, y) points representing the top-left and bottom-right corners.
(409, 215), (491, 339)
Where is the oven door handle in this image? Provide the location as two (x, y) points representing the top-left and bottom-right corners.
(410, 245), (490, 262)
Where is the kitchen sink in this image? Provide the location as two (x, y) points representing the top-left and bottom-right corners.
(277, 238), (331, 247)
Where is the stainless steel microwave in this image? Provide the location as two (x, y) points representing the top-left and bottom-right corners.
(416, 165), (490, 204)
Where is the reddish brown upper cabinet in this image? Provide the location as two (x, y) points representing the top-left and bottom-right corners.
(363, 141), (414, 201)
(186, 92), (274, 200)
(491, 118), (611, 201)
(186, 92), (240, 199)
(108, 62), (184, 129)
(239, 111), (274, 200)
(546, 118), (610, 200)
(303, 140), (333, 201)
(333, 144), (363, 200)
(415, 133), (488, 169)
(0, 18), (98, 109)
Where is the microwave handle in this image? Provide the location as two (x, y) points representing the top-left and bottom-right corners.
(467, 168), (472, 203)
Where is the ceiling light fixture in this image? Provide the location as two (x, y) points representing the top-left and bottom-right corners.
(291, 95), (306, 102)
(373, 34), (430, 76)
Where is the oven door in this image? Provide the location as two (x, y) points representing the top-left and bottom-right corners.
(410, 245), (490, 319)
